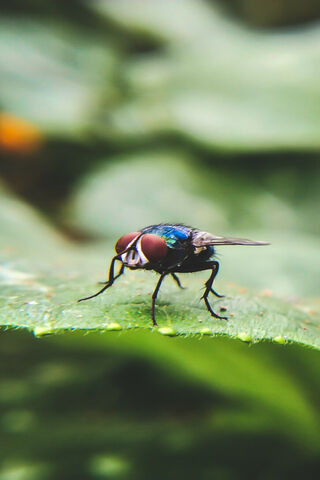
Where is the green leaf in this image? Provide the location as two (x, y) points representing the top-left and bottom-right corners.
(2, 266), (319, 349)
(0, 183), (319, 349)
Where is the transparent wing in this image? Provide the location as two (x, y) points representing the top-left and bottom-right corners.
(192, 230), (270, 247)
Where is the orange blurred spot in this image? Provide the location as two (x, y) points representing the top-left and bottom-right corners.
(0, 112), (43, 154)
(237, 287), (247, 294)
(260, 289), (273, 297)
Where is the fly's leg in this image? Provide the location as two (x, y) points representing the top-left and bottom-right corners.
(78, 255), (123, 302)
(201, 261), (227, 320)
(210, 288), (224, 298)
(98, 264), (125, 285)
(151, 274), (167, 327)
(171, 273), (185, 290)
(207, 262), (224, 298)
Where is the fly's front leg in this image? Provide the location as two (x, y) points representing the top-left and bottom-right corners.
(98, 264), (125, 285)
(78, 255), (123, 302)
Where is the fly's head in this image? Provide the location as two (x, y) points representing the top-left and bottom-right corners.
(115, 232), (168, 268)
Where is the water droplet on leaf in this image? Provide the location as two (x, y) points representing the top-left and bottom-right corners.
(274, 335), (286, 344)
(158, 326), (177, 336)
(237, 332), (252, 343)
(104, 323), (122, 331)
(33, 326), (54, 337)
(200, 327), (211, 335)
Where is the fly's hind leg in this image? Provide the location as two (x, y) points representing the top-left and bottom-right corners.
(210, 288), (224, 298)
(201, 261), (227, 320)
(207, 262), (224, 298)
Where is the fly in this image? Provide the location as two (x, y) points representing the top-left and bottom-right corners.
(78, 224), (269, 326)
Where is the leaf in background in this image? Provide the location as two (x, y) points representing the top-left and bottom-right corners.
(93, 0), (320, 152)
(0, 182), (65, 256)
(64, 151), (228, 238)
(0, 18), (117, 136)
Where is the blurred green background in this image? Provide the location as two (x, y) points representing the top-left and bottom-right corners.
(0, 1), (319, 479)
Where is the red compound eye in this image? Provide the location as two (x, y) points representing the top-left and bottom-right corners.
(115, 232), (140, 254)
(141, 234), (168, 262)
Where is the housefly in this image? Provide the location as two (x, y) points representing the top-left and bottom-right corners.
(78, 224), (269, 326)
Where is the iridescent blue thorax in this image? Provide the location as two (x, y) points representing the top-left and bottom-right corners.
(140, 224), (192, 248)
